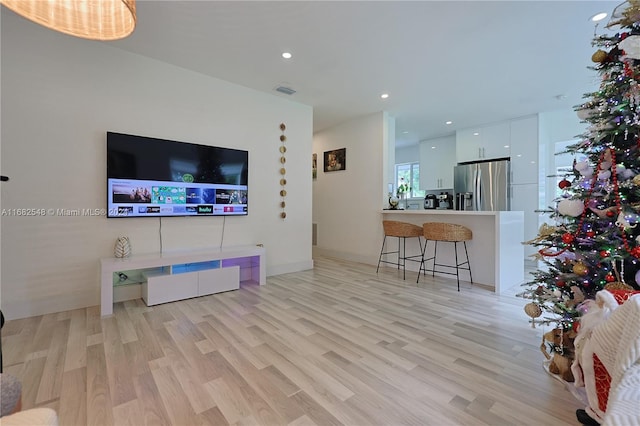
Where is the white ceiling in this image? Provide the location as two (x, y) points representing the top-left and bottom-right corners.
(106, 1), (616, 147)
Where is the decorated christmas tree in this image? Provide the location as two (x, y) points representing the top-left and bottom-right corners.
(520, 4), (640, 331)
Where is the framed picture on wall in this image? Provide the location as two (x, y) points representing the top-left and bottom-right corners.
(323, 148), (346, 172)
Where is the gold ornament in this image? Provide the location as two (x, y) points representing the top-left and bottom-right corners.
(573, 262), (589, 276)
(524, 302), (542, 329)
(633, 174), (640, 186)
(608, 0), (640, 28)
(604, 281), (634, 291)
(592, 49), (607, 63)
(524, 302), (542, 318)
(523, 222), (557, 245)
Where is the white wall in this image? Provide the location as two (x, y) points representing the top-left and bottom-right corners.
(395, 145), (419, 165)
(384, 117), (396, 203)
(0, 13), (313, 319)
(312, 112), (392, 264)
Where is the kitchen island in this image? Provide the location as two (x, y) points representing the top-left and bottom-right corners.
(381, 210), (524, 293)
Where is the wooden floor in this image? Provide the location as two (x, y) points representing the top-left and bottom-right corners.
(1, 256), (583, 425)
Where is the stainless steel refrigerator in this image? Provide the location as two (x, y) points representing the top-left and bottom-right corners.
(454, 159), (510, 211)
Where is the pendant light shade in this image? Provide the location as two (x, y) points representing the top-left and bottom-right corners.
(1, 0), (136, 41)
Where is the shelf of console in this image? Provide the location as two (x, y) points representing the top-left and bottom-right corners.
(100, 245), (266, 316)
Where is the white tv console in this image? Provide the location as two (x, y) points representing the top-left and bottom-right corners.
(100, 245), (266, 316)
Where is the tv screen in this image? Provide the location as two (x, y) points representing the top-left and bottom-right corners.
(107, 132), (248, 218)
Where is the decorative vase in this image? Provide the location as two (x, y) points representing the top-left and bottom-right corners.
(388, 194), (399, 209)
(399, 192), (406, 209)
(114, 236), (132, 258)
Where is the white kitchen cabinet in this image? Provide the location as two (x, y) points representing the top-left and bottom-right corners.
(419, 135), (455, 190)
(510, 115), (539, 185)
(456, 122), (511, 163)
(510, 182), (539, 263)
(455, 128), (478, 163)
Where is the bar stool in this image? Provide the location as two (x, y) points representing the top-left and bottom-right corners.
(376, 220), (423, 280)
(417, 222), (473, 291)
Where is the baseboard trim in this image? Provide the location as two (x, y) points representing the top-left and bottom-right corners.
(267, 260), (314, 276)
(312, 247), (376, 266)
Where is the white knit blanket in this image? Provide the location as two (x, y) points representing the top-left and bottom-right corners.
(601, 294), (640, 426)
(572, 291), (640, 425)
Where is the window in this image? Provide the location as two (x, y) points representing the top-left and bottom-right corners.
(395, 162), (425, 198)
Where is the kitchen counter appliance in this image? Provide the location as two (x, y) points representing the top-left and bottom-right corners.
(454, 159), (510, 211)
(424, 194), (437, 209)
(436, 192), (453, 209)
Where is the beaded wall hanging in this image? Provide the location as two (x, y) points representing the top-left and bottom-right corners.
(279, 123), (287, 219)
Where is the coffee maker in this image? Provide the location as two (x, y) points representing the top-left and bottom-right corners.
(437, 192), (453, 209)
(424, 194), (437, 209)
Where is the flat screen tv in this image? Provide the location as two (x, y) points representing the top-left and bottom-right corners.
(107, 132), (248, 218)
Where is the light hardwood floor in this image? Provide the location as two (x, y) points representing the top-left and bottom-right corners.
(2, 256), (583, 425)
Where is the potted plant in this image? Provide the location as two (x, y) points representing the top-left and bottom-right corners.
(397, 178), (410, 208)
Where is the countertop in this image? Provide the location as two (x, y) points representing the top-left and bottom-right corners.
(381, 209), (516, 216)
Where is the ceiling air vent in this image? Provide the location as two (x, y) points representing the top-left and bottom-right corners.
(275, 85), (296, 95)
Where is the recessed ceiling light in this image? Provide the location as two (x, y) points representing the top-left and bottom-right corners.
(402, 131), (409, 134)
(445, 121), (453, 125)
(431, 146), (436, 149)
(504, 145), (510, 148)
(591, 12), (607, 22)
(282, 52), (292, 59)
(473, 132), (480, 136)
(380, 93), (389, 99)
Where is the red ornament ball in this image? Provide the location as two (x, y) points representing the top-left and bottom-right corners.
(605, 274), (616, 282)
(586, 230), (596, 238)
(573, 321), (581, 333)
(562, 233), (575, 244)
(600, 250), (610, 258)
(606, 210), (615, 218)
(557, 280), (566, 287)
(631, 247), (640, 258)
(558, 179), (571, 189)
